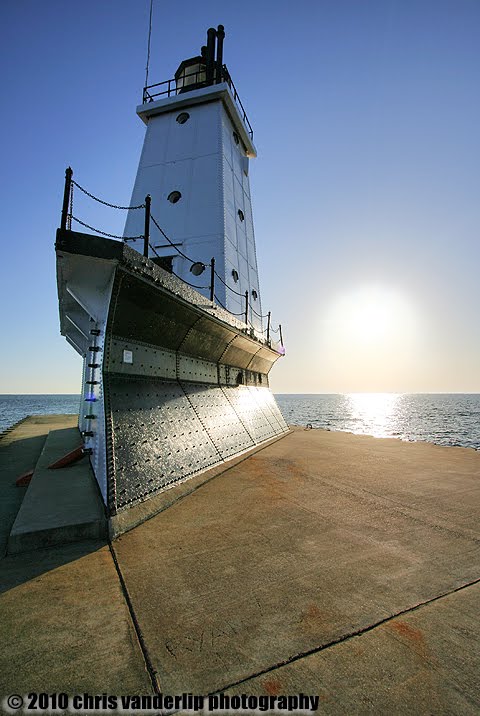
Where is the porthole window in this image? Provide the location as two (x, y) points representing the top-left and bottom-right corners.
(176, 112), (190, 124)
(231, 269), (239, 283)
(251, 289), (258, 300)
(238, 209), (244, 221)
(167, 191), (182, 204)
(233, 131), (239, 145)
(190, 262), (206, 276)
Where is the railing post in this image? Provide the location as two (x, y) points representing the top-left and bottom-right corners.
(279, 324), (284, 346)
(61, 166), (73, 231)
(267, 311), (271, 343)
(210, 257), (215, 302)
(143, 194), (151, 258)
(244, 290), (249, 326)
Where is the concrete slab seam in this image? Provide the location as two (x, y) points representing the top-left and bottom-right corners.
(208, 574), (480, 695)
(108, 542), (160, 696)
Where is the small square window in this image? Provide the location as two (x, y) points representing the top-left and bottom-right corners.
(151, 255), (174, 273)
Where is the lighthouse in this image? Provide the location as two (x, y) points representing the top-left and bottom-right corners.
(123, 26), (263, 330)
(55, 25), (287, 529)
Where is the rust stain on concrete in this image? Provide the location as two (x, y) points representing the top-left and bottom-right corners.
(388, 620), (429, 660)
(261, 677), (282, 695)
(299, 603), (333, 635)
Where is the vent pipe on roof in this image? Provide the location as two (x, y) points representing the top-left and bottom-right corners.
(206, 27), (216, 85)
(216, 25), (225, 83)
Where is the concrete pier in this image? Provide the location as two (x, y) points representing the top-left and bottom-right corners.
(1, 417), (479, 713)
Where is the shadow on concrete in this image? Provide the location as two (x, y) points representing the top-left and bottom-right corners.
(0, 433), (54, 556)
(7, 426), (106, 556)
(0, 538), (108, 596)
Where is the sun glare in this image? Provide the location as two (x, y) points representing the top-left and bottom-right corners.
(321, 285), (418, 391)
(348, 298), (390, 340)
(328, 286), (413, 347)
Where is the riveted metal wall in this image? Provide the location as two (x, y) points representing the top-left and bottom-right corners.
(110, 274), (198, 351)
(219, 333), (259, 369)
(103, 266), (288, 513)
(106, 335), (270, 388)
(105, 375), (288, 512)
(246, 346), (278, 374)
(177, 354), (218, 384)
(108, 270), (279, 369)
(182, 382), (255, 459)
(108, 336), (177, 380)
(246, 385), (290, 434)
(56, 234), (287, 514)
(221, 385), (281, 444)
(107, 375), (221, 509)
(179, 315), (234, 362)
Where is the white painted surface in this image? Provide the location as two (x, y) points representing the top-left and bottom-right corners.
(124, 85), (264, 332)
(81, 322), (109, 505)
(137, 83), (256, 158)
(57, 252), (115, 504)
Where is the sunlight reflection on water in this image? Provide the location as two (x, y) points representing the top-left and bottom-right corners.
(276, 393), (480, 450)
(346, 392), (400, 438)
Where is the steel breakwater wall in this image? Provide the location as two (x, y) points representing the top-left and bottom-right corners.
(103, 269), (288, 514)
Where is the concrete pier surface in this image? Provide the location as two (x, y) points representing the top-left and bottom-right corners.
(1, 418), (479, 714)
(0, 415), (78, 556)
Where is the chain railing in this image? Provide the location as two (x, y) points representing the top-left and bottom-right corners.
(72, 180), (146, 210)
(59, 167), (283, 348)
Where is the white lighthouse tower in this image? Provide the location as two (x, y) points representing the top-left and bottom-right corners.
(55, 24), (288, 522)
(123, 26), (263, 330)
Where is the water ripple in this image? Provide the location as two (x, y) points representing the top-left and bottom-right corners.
(276, 393), (480, 451)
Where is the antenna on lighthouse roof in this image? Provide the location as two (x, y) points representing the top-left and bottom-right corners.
(145, 0), (154, 88)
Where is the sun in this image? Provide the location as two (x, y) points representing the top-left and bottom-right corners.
(321, 285), (419, 390)
(347, 293), (391, 340)
(328, 286), (412, 346)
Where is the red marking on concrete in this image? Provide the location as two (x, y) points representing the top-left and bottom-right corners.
(48, 446), (84, 469)
(388, 620), (429, 660)
(300, 602), (333, 634)
(389, 620), (424, 642)
(262, 677), (282, 695)
(16, 470), (34, 487)
(306, 603), (322, 619)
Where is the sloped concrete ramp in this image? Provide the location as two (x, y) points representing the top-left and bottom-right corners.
(8, 427), (106, 554)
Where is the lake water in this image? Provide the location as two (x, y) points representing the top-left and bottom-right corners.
(276, 393), (480, 450)
(1, 393), (479, 451)
(0, 395), (81, 434)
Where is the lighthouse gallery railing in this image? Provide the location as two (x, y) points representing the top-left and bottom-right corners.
(60, 167), (283, 349)
(142, 65), (253, 140)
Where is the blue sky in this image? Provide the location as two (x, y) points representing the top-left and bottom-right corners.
(1, 0), (479, 393)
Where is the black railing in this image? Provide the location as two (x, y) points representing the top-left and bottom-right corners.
(59, 168), (283, 350)
(142, 64), (253, 140)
